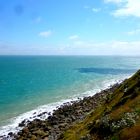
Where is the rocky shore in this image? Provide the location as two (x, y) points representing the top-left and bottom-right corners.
(2, 82), (122, 140)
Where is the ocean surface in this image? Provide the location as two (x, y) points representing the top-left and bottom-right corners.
(0, 55), (140, 136)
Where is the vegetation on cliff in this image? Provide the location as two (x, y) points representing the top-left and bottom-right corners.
(61, 70), (140, 140)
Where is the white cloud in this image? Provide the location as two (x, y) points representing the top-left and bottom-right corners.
(84, 5), (101, 13)
(39, 30), (52, 38)
(69, 35), (79, 40)
(1, 40), (140, 55)
(104, 0), (124, 4)
(64, 40), (140, 55)
(126, 29), (140, 35)
(105, 0), (140, 17)
(92, 8), (101, 12)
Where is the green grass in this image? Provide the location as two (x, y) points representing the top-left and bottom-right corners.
(60, 70), (140, 140)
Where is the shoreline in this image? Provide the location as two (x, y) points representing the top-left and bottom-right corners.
(0, 74), (132, 139)
(1, 79), (126, 140)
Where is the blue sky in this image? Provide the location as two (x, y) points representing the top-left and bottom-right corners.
(0, 0), (140, 55)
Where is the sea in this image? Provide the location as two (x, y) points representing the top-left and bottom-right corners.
(0, 55), (140, 136)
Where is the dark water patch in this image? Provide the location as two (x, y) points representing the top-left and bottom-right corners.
(77, 68), (136, 75)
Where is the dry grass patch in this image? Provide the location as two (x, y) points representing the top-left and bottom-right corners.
(120, 125), (140, 140)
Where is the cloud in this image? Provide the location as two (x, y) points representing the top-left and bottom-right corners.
(63, 40), (140, 55)
(1, 40), (140, 55)
(92, 8), (101, 12)
(84, 5), (101, 13)
(126, 29), (140, 35)
(105, 0), (140, 17)
(69, 35), (79, 40)
(39, 30), (52, 38)
(104, 0), (124, 4)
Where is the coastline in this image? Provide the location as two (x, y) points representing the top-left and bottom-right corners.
(1, 77), (128, 140)
(14, 82), (122, 140)
(0, 75), (131, 139)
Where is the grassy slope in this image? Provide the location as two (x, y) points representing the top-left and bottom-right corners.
(60, 70), (140, 140)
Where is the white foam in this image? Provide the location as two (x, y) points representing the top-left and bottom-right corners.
(0, 74), (132, 138)
(0, 99), (74, 137)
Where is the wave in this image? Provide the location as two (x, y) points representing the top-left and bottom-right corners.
(0, 74), (132, 138)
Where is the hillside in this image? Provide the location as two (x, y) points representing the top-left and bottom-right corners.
(60, 70), (140, 140)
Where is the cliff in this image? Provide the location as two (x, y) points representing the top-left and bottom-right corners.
(61, 70), (140, 140)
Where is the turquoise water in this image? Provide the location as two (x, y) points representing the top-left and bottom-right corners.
(0, 55), (140, 135)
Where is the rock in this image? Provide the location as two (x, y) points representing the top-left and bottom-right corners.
(33, 129), (48, 138)
(17, 131), (23, 136)
(22, 127), (29, 133)
(59, 123), (68, 128)
(19, 119), (26, 127)
(30, 135), (37, 140)
(37, 111), (47, 117)
(8, 132), (13, 137)
(33, 112), (36, 115)
(44, 137), (48, 140)
(48, 112), (51, 115)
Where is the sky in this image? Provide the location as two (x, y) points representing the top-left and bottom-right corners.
(0, 0), (140, 55)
